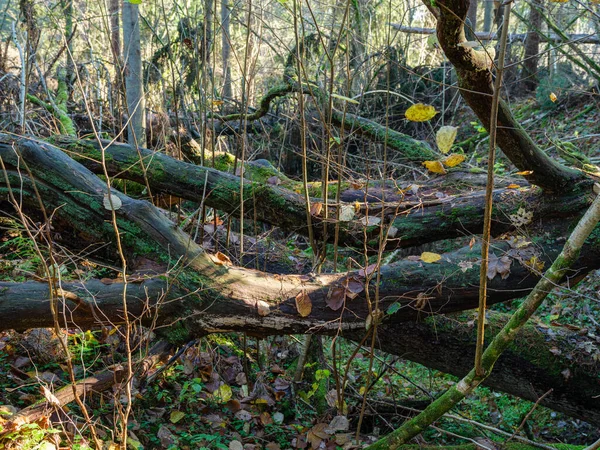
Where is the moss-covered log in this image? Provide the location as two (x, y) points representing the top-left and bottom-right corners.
(213, 82), (437, 162)
(1, 279), (599, 426)
(1, 134), (600, 330)
(49, 135), (595, 251)
(367, 172), (600, 449)
(0, 134), (600, 428)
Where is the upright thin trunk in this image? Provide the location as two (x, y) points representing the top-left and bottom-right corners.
(109, 0), (120, 66)
(204, 0), (213, 67)
(522, 0), (541, 91)
(61, 0), (73, 99)
(483, 0), (493, 34)
(122, 1), (146, 148)
(109, 0), (124, 136)
(467, 0), (477, 33)
(221, 0), (232, 98)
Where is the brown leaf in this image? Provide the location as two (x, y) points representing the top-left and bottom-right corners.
(212, 251), (232, 266)
(310, 202), (323, 217)
(357, 263), (378, 278)
(295, 291), (312, 317)
(307, 423), (331, 449)
(100, 278), (114, 285)
(487, 254), (512, 280)
(344, 277), (364, 299)
(326, 287), (346, 311)
(260, 411), (273, 426)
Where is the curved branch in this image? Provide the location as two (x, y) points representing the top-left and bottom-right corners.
(431, 0), (588, 191)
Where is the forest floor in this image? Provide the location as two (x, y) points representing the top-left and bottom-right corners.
(0, 93), (599, 449)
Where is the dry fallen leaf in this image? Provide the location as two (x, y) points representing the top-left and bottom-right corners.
(344, 277), (364, 299)
(307, 423), (331, 449)
(487, 253), (512, 280)
(326, 287), (346, 311)
(212, 251), (232, 266)
(509, 207), (534, 227)
(310, 202), (323, 216)
(443, 153), (466, 167)
(420, 251), (442, 263)
(360, 216), (381, 226)
(295, 291), (312, 317)
(423, 160), (447, 175)
(436, 125), (458, 154)
(405, 103), (437, 122)
(366, 309), (384, 330)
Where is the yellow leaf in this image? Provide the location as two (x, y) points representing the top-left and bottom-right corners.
(436, 126), (458, 153)
(506, 183), (520, 189)
(170, 410), (186, 423)
(420, 252), (442, 263)
(549, 92), (558, 102)
(295, 291), (312, 317)
(214, 384), (232, 403)
(443, 153), (465, 167)
(423, 160), (447, 174)
(405, 103), (437, 122)
(516, 170), (533, 176)
(212, 100), (224, 106)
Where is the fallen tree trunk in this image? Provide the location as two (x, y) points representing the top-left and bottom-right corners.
(0, 134), (599, 326)
(1, 279), (599, 426)
(0, 134), (599, 426)
(51, 135), (593, 250)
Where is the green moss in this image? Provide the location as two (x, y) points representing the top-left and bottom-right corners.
(162, 320), (191, 345)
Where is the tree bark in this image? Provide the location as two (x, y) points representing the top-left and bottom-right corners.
(521, 0), (542, 91)
(122, 1), (146, 148)
(1, 279), (599, 426)
(431, 0), (587, 192)
(55, 135), (593, 251)
(221, 0), (232, 99)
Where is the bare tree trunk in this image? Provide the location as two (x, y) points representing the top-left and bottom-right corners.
(467, 0), (477, 33)
(60, 0), (73, 99)
(221, 0), (232, 99)
(122, 1), (146, 148)
(483, 0), (493, 34)
(522, 0), (542, 91)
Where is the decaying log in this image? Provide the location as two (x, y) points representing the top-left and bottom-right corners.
(0, 134), (598, 427)
(1, 278), (599, 426)
(51, 135), (594, 250)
